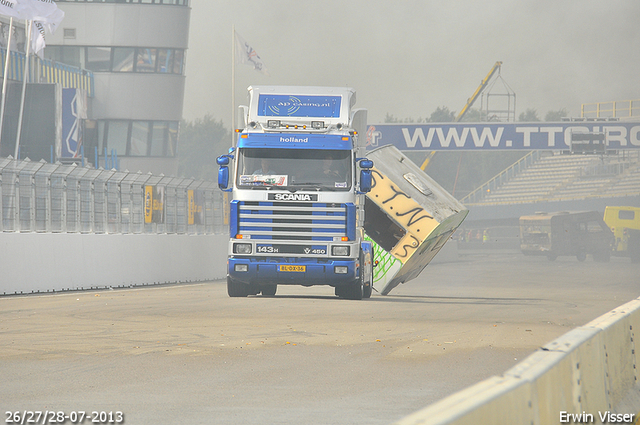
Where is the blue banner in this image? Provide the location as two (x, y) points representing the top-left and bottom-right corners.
(365, 122), (640, 151)
(60, 88), (87, 158)
(257, 94), (341, 118)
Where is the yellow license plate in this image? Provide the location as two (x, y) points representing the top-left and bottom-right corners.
(279, 265), (306, 272)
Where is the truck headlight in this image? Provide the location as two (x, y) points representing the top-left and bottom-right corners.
(332, 246), (350, 256)
(334, 266), (348, 274)
(234, 264), (249, 272)
(234, 243), (252, 254)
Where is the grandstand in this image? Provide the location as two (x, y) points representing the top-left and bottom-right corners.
(462, 99), (640, 215)
(455, 149), (640, 243)
(466, 151), (640, 205)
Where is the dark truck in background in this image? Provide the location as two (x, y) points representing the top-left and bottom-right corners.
(519, 211), (613, 262)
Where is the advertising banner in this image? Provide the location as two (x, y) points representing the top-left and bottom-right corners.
(365, 122), (640, 151)
(188, 189), (204, 225)
(60, 88), (87, 159)
(257, 94), (341, 118)
(144, 186), (165, 224)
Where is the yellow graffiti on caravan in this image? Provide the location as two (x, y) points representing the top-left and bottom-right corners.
(367, 167), (440, 263)
(363, 145), (469, 295)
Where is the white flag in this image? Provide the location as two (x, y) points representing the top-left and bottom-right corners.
(18, 0), (64, 31)
(31, 20), (45, 58)
(0, 0), (22, 19)
(234, 31), (269, 76)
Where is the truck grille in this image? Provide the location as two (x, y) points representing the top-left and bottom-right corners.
(237, 201), (347, 241)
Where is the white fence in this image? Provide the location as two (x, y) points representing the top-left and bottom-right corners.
(0, 157), (225, 235)
(0, 157), (229, 295)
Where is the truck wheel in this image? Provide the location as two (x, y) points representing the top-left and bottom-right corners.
(345, 257), (365, 300)
(547, 253), (557, 261)
(363, 280), (372, 299)
(337, 276), (363, 300)
(227, 276), (248, 297)
(576, 252), (586, 262)
(261, 285), (277, 297)
(345, 278), (363, 300)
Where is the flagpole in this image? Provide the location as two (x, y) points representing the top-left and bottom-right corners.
(15, 19), (32, 160)
(0, 17), (14, 151)
(231, 25), (236, 147)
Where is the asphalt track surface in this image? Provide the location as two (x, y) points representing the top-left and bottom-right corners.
(1, 251), (639, 425)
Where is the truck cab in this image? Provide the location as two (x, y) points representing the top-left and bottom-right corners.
(604, 206), (640, 262)
(217, 86), (374, 299)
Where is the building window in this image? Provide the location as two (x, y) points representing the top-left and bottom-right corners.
(135, 48), (157, 73)
(130, 121), (151, 155)
(94, 120), (178, 157)
(112, 47), (135, 72)
(105, 120), (130, 156)
(45, 46), (186, 75)
(172, 49), (184, 74)
(150, 122), (168, 156)
(167, 121), (178, 156)
(45, 45), (84, 69)
(157, 49), (173, 73)
(86, 47), (111, 72)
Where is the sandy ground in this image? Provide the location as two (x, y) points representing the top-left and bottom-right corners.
(1, 253), (638, 424)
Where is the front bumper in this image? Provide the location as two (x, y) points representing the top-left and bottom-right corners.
(228, 256), (357, 286)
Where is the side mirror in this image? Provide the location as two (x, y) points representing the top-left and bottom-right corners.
(359, 159), (373, 169)
(217, 154), (232, 191)
(218, 166), (230, 190)
(357, 158), (373, 193)
(359, 169), (372, 193)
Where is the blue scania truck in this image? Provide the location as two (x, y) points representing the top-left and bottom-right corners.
(217, 86), (375, 299)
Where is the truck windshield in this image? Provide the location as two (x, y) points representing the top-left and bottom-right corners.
(236, 148), (352, 190)
(520, 221), (551, 246)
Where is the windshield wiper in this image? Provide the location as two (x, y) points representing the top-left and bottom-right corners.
(287, 182), (348, 192)
(239, 183), (281, 190)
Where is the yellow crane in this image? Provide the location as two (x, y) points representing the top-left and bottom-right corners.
(419, 151), (436, 171)
(455, 61), (502, 122)
(421, 61), (503, 171)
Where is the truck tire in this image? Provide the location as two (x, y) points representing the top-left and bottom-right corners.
(261, 285), (277, 297)
(576, 252), (586, 262)
(345, 277), (363, 300)
(547, 253), (557, 261)
(337, 275), (363, 300)
(227, 276), (248, 297)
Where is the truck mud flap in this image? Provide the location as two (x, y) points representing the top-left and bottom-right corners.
(364, 145), (468, 295)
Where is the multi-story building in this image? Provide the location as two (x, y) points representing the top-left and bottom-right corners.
(46, 0), (191, 175)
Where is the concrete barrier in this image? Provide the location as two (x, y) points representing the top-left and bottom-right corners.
(0, 233), (229, 295)
(395, 299), (640, 425)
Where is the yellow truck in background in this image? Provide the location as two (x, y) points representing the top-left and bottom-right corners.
(603, 206), (640, 263)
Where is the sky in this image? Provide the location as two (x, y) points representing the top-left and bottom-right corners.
(183, 0), (640, 127)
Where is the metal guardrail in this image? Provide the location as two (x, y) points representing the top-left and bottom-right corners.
(581, 99), (640, 119)
(1, 47), (94, 97)
(0, 157), (225, 234)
